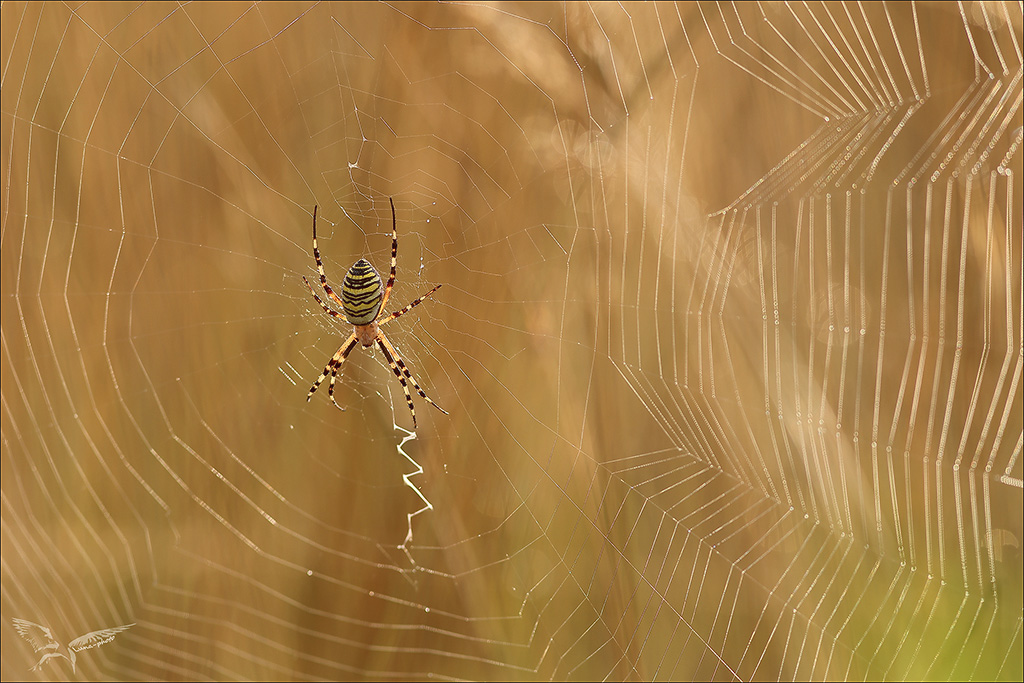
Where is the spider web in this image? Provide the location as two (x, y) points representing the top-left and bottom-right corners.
(2, 2), (1021, 680)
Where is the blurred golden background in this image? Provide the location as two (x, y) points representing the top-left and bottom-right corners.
(2, 2), (1021, 680)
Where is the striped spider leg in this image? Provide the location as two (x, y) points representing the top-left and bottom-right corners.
(303, 198), (448, 428)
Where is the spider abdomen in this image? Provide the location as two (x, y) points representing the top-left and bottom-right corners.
(341, 258), (383, 325)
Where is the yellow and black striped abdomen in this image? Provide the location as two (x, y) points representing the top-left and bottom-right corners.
(341, 258), (383, 325)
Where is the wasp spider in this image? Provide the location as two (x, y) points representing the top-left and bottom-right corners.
(303, 198), (448, 428)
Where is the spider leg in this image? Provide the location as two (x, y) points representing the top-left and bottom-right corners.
(307, 332), (358, 409)
(303, 276), (344, 318)
(376, 336), (418, 428)
(326, 345), (354, 411)
(310, 205), (345, 308)
(378, 332), (448, 430)
(379, 285), (442, 326)
(378, 197), (399, 314)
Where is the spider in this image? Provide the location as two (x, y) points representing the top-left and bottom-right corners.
(303, 198), (448, 428)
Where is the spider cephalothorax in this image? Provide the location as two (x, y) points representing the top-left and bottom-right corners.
(302, 198), (447, 428)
